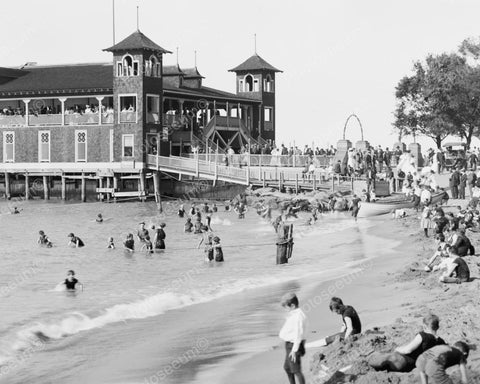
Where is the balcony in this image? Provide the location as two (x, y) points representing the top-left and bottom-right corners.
(28, 114), (62, 126)
(65, 113), (99, 125)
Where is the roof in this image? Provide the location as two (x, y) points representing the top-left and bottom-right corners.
(183, 67), (204, 79)
(229, 53), (282, 73)
(104, 30), (171, 54)
(0, 67), (27, 80)
(0, 63), (113, 96)
(163, 64), (184, 76)
(0, 62), (258, 104)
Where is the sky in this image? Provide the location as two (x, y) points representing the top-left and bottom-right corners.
(2, 0), (480, 150)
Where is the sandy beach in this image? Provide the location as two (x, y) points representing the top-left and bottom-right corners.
(225, 202), (480, 384)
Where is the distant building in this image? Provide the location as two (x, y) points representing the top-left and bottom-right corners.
(0, 30), (281, 200)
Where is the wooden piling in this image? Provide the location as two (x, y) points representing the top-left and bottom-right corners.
(43, 175), (49, 200)
(153, 171), (160, 203)
(295, 174), (299, 194)
(139, 171), (146, 202)
(4, 172), (10, 199)
(61, 176), (66, 200)
(106, 177), (111, 202)
(98, 178), (104, 202)
(25, 173), (30, 200)
(81, 173), (86, 202)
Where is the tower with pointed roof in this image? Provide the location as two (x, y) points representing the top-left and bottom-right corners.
(229, 53), (281, 143)
(104, 30), (171, 163)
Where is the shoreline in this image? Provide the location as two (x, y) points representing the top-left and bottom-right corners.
(221, 213), (446, 384)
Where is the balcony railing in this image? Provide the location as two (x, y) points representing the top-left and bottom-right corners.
(28, 114), (62, 126)
(0, 115), (25, 127)
(185, 154), (334, 168)
(119, 111), (137, 123)
(65, 113), (99, 125)
(101, 112), (114, 124)
(163, 114), (191, 128)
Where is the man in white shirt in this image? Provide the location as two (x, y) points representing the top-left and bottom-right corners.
(420, 186), (432, 205)
(279, 292), (308, 384)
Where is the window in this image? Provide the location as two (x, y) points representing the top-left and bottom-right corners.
(119, 95), (137, 123)
(264, 75), (274, 92)
(122, 134), (134, 157)
(118, 55), (139, 77)
(245, 75), (253, 92)
(75, 130), (87, 162)
(116, 62), (123, 77)
(38, 131), (50, 162)
(253, 79), (259, 92)
(264, 107), (273, 122)
(146, 55), (161, 77)
(147, 95), (161, 124)
(3, 131), (14, 162)
(239, 79), (244, 92)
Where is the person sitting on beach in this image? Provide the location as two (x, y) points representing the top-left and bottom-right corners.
(62, 270), (83, 291)
(315, 297), (361, 346)
(439, 246), (470, 284)
(440, 188), (450, 205)
(369, 314), (445, 373)
(452, 228), (475, 256)
(184, 218), (193, 233)
(278, 292), (307, 384)
(137, 222), (149, 243)
(141, 235), (154, 253)
(212, 236), (224, 262)
(67, 233), (85, 248)
(124, 233), (135, 251)
(425, 234), (448, 272)
(153, 223), (166, 250)
(96, 213), (103, 223)
(433, 209), (449, 235)
(416, 341), (469, 384)
(107, 237), (115, 249)
(38, 230), (53, 248)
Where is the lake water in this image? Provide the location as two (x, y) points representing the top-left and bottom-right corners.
(0, 199), (387, 384)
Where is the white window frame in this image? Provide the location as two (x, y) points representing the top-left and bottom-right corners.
(3, 131), (14, 163)
(146, 94), (161, 124)
(239, 79), (244, 92)
(38, 130), (51, 163)
(253, 79), (259, 92)
(122, 134), (134, 158)
(118, 93), (138, 124)
(116, 61), (123, 77)
(244, 74), (254, 92)
(264, 107), (273, 122)
(75, 130), (87, 162)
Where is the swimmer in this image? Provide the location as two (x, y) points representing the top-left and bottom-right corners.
(96, 213), (103, 223)
(193, 217), (203, 234)
(184, 218), (193, 233)
(61, 270), (83, 291)
(178, 204), (186, 218)
(107, 237), (115, 249)
(212, 203), (218, 213)
(38, 230), (53, 248)
(189, 204), (196, 216)
(225, 200), (231, 212)
(206, 211), (212, 229)
(137, 222), (149, 242)
(11, 206), (21, 214)
(141, 235), (154, 253)
(203, 202), (210, 213)
(198, 225), (214, 261)
(212, 236), (224, 262)
(124, 233), (135, 251)
(153, 223), (166, 250)
(351, 194), (361, 222)
(67, 233), (85, 248)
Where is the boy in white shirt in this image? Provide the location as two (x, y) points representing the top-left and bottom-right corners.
(279, 292), (308, 384)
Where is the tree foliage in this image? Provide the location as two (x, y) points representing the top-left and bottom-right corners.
(394, 39), (480, 149)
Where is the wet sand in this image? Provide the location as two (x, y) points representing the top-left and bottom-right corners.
(225, 204), (480, 383)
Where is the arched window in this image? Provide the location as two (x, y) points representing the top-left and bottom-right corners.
(122, 55), (133, 76)
(147, 55), (160, 77)
(245, 75), (254, 92)
(264, 74), (274, 92)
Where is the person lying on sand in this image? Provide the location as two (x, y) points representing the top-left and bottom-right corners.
(312, 297), (361, 347)
(439, 245), (470, 284)
(416, 341), (469, 384)
(369, 314), (445, 372)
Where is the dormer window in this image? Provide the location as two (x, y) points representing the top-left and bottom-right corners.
(116, 54), (139, 77)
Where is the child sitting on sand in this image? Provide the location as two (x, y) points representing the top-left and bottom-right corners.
(416, 341), (469, 384)
(369, 314), (445, 372)
(439, 246), (470, 284)
(424, 234), (448, 272)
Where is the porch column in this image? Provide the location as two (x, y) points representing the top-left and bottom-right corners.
(213, 100), (217, 117)
(96, 96), (104, 125)
(249, 105), (253, 131)
(24, 173), (29, 200)
(59, 98), (67, 125)
(258, 104), (262, 138)
(23, 99), (30, 126)
(226, 102), (230, 127)
(179, 99), (184, 116)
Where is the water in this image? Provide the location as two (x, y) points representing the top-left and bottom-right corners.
(0, 199), (386, 383)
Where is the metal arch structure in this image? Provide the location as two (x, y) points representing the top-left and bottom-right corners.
(343, 114), (364, 141)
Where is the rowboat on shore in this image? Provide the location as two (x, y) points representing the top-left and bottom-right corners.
(356, 191), (445, 218)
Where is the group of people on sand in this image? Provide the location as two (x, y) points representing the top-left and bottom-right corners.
(279, 293), (470, 384)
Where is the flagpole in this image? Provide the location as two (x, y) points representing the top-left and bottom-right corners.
(112, 0), (116, 44)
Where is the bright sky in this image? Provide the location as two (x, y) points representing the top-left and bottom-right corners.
(2, 0), (480, 150)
